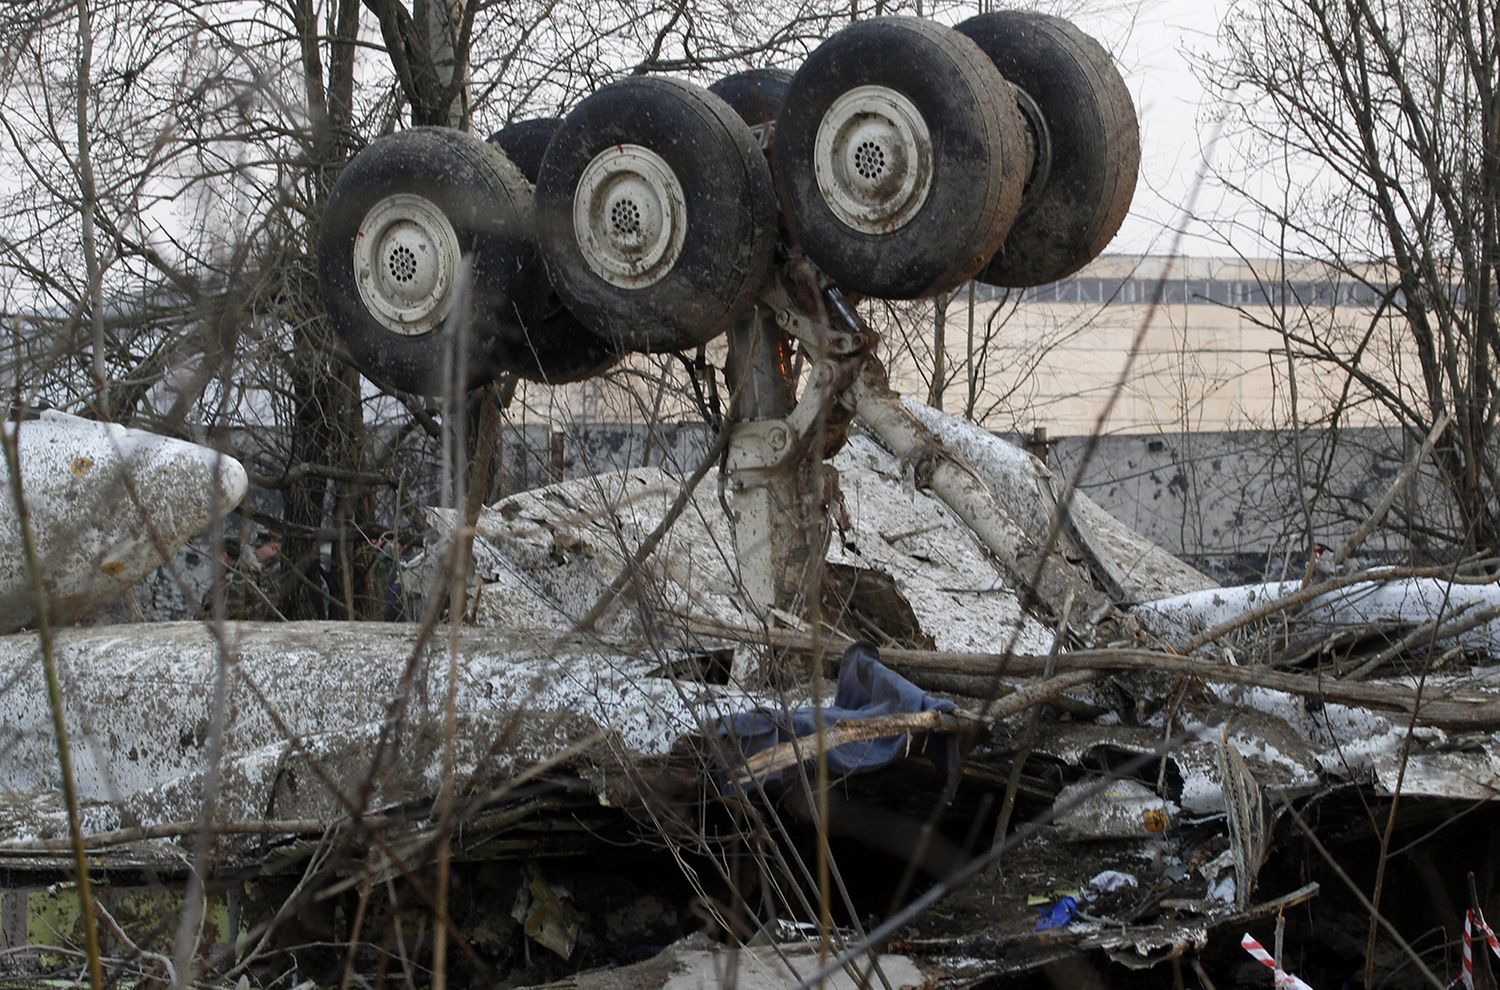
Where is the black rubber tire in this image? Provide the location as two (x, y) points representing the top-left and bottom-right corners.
(775, 17), (1027, 299)
(488, 117), (624, 383)
(535, 76), (778, 353)
(487, 117), (562, 184)
(957, 11), (1140, 287)
(317, 127), (543, 395)
(709, 68), (794, 151)
(507, 304), (622, 384)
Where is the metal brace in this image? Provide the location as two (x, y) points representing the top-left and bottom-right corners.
(729, 268), (869, 475)
(759, 271), (867, 360)
(723, 259), (874, 628)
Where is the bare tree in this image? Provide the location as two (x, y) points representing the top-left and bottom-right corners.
(0, 0), (865, 621)
(1198, 0), (1500, 559)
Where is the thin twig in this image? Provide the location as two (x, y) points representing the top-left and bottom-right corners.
(1278, 795), (1445, 989)
(1180, 564), (1500, 653)
(1, 418), (104, 990)
(1332, 410), (1453, 570)
(992, 594), (1072, 855)
(1343, 600), (1500, 680)
(574, 423), (733, 632)
(731, 710), (980, 787)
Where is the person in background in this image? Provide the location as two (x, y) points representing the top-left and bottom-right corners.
(206, 528), (285, 620)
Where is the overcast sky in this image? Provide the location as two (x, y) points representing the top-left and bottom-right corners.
(1076, 0), (1231, 258)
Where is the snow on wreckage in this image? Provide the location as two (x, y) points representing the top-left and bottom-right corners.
(9, 405), (1500, 983)
(6, 9), (1500, 989)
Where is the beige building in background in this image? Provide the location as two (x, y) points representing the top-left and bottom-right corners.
(880, 253), (1407, 436)
(494, 253), (1434, 578)
(520, 254), (1409, 438)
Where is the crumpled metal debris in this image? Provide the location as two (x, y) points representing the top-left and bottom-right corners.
(0, 622), (774, 866)
(1053, 778), (1177, 840)
(1136, 576), (1500, 657)
(6, 401), (1500, 987)
(0, 411), (246, 632)
(419, 433), (1064, 684)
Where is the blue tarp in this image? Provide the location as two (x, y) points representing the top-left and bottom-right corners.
(1035, 896), (1079, 931)
(717, 641), (959, 790)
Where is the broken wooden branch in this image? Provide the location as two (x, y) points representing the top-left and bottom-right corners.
(1331, 410), (1451, 571)
(878, 645), (1500, 729)
(977, 670), (1097, 722)
(677, 616), (1500, 730)
(1342, 600), (1500, 680)
(1179, 565), (1500, 652)
(726, 668), (1097, 788)
(730, 710), (976, 787)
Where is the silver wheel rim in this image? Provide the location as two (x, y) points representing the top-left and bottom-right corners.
(814, 85), (934, 234)
(354, 193), (461, 336)
(572, 144), (687, 289)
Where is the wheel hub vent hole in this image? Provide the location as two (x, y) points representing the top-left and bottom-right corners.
(610, 199), (643, 239)
(854, 141), (887, 180)
(387, 244), (418, 283)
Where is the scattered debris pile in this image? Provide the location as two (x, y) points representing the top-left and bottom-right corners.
(3, 406), (1500, 988)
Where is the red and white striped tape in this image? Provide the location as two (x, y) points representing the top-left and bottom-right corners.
(1462, 909), (1500, 989)
(1241, 932), (1315, 990)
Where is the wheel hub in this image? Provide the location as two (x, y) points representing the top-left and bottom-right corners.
(1010, 85), (1052, 211)
(814, 85), (933, 233)
(354, 193), (461, 336)
(573, 144), (687, 289)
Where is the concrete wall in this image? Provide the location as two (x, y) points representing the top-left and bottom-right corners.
(523, 254), (1417, 438)
(1043, 425), (1454, 582)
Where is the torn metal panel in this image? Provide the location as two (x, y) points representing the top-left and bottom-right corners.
(0, 878), (246, 971)
(832, 437), (1056, 654)
(0, 411), (247, 632)
(1216, 729), (1272, 911)
(1367, 747), (1500, 800)
(853, 365), (1113, 629)
(425, 434), (1057, 656)
(902, 399), (1215, 602)
(1024, 715), (1320, 821)
(0, 621), (771, 865)
(1053, 779), (1177, 840)
(425, 467), (751, 637)
(516, 934), (932, 990)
